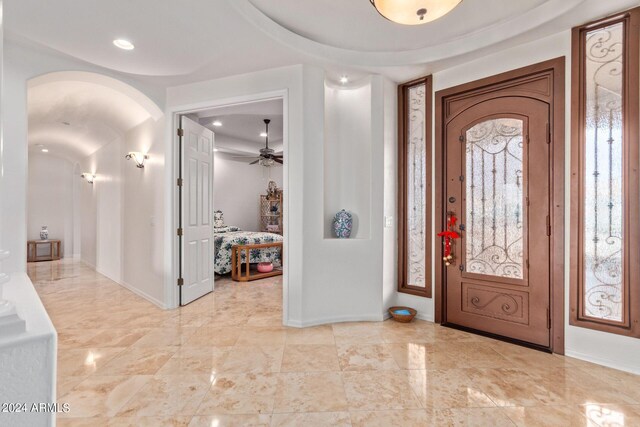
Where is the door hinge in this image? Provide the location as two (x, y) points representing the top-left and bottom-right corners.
(546, 123), (551, 144)
(177, 128), (184, 137)
(546, 215), (551, 236)
(177, 228), (183, 236)
(547, 308), (551, 329)
(177, 278), (184, 287)
(177, 178), (183, 187)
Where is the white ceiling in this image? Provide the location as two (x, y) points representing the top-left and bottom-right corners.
(6, 0), (298, 83)
(6, 0), (639, 85)
(249, 0), (549, 52)
(28, 80), (153, 161)
(194, 98), (284, 156)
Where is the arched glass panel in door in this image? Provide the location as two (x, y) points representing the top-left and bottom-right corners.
(465, 118), (524, 280)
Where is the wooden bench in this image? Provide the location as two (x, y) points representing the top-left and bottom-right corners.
(231, 242), (283, 282)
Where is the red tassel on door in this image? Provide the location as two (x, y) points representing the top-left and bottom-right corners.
(437, 213), (460, 266)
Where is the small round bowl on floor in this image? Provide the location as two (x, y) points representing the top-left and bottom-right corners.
(388, 306), (417, 323)
(257, 262), (274, 273)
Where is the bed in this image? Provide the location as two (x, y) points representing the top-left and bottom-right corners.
(214, 229), (283, 275)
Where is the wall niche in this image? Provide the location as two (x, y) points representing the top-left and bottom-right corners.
(323, 79), (372, 239)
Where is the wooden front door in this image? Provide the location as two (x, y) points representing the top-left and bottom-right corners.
(443, 95), (551, 347)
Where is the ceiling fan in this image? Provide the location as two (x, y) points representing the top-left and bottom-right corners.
(235, 119), (283, 166)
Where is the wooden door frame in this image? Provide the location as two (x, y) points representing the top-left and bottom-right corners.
(434, 58), (566, 354)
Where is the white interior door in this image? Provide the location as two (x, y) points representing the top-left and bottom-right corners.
(180, 116), (214, 305)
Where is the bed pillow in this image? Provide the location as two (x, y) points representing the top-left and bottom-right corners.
(214, 226), (241, 233)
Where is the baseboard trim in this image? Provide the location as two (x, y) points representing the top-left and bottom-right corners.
(119, 280), (166, 310)
(80, 259), (96, 269)
(565, 348), (640, 375)
(94, 267), (122, 288)
(284, 311), (436, 328)
(84, 263), (166, 310)
(285, 313), (385, 328)
(415, 312), (434, 322)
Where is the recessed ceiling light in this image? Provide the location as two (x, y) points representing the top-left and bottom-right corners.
(340, 75), (349, 84)
(41, 148), (49, 153)
(260, 132), (268, 138)
(213, 148), (219, 152)
(113, 39), (135, 50)
(212, 120), (222, 127)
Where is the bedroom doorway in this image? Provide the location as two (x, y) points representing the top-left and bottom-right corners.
(176, 97), (286, 309)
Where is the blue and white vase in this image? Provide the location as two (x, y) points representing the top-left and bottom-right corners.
(333, 210), (353, 238)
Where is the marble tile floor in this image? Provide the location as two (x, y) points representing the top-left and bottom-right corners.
(27, 259), (640, 426)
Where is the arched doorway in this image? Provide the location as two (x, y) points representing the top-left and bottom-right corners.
(26, 71), (166, 305)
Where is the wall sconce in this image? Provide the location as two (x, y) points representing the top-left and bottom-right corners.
(125, 152), (149, 168)
(81, 173), (95, 184)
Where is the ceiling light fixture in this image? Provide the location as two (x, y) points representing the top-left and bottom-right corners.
(41, 148), (49, 153)
(213, 148), (219, 152)
(260, 132), (268, 137)
(81, 173), (95, 184)
(369, 0), (462, 25)
(340, 75), (349, 84)
(212, 120), (222, 127)
(125, 151), (149, 168)
(259, 158), (275, 167)
(113, 39), (135, 50)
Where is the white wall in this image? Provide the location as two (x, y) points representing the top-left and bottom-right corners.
(27, 152), (75, 257)
(72, 164), (81, 256)
(382, 77), (398, 314)
(77, 118), (166, 306)
(0, 10), (57, 427)
(384, 29), (640, 373)
(214, 153), (283, 231)
(80, 138), (124, 283)
(122, 117), (166, 306)
(301, 71), (385, 325)
(79, 166), (96, 269)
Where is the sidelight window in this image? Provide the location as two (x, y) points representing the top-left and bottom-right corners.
(571, 8), (640, 336)
(398, 76), (433, 297)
